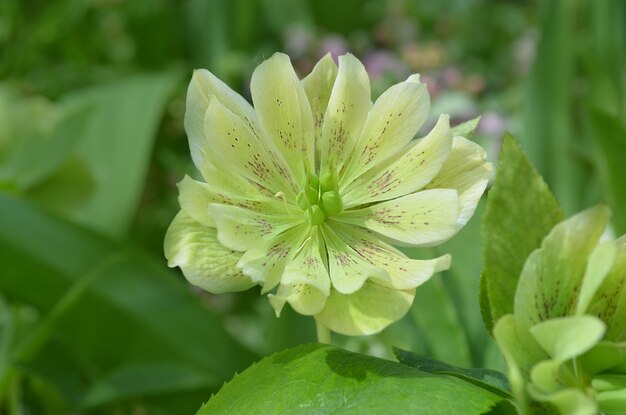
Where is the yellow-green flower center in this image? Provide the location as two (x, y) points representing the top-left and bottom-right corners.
(297, 171), (344, 226)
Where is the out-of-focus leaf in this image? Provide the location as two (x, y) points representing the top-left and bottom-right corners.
(0, 103), (90, 190)
(590, 109), (626, 234)
(393, 348), (511, 398)
(81, 364), (214, 409)
(409, 275), (472, 368)
(522, 0), (582, 214)
(481, 135), (563, 332)
(197, 344), (515, 415)
(62, 71), (180, 239)
(0, 194), (256, 410)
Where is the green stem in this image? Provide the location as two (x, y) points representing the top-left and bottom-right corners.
(316, 321), (331, 344)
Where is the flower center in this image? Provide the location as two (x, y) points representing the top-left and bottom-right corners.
(296, 171), (344, 226)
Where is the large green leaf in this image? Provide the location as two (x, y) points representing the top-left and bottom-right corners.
(61, 71), (180, 239)
(481, 135), (564, 332)
(198, 344), (515, 415)
(0, 194), (256, 410)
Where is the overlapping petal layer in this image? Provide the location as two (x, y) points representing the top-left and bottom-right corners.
(165, 52), (491, 336)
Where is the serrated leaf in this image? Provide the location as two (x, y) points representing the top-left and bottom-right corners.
(393, 348), (511, 398)
(481, 135), (564, 332)
(198, 344), (515, 415)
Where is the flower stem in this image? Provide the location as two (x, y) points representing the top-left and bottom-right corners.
(316, 321), (331, 344)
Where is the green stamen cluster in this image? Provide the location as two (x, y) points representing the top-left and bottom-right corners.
(297, 171), (343, 226)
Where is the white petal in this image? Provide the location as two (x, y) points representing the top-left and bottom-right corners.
(164, 211), (255, 294)
(339, 74), (429, 188)
(342, 114), (452, 207)
(251, 53), (314, 184)
(336, 189), (461, 247)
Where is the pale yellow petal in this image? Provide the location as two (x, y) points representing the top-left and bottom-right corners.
(315, 281), (415, 335)
(185, 69), (258, 171)
(209, 203), (301, 252)
(321, 224), (387, 294)
(164, 211), (255, 294)
(302, 53), (338, 160)
(339, 74), (429, 188)
(204, 97), (298, 197)
(424, 136), (491, 226)
(318, 54), (371, 173)
(280, 230), (330, 296)
(269, 282), (328, 317)
(330, 222), (451, 290)
(251, 53), (314, 184)
(237, 225), (309, 293)
(342, 114), (452, 207)
(336, 189), (461, 247)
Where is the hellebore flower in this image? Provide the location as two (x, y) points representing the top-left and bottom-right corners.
(164, 53), (491, 337)
(494, 205), (626, 415)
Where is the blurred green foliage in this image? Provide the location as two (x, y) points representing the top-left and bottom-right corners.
(0, 0), (624, 413)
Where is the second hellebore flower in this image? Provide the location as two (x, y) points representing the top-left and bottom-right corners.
(164, 53), (491, 336)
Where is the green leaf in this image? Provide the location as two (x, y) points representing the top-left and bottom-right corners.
(590, 109), (626, 235)
(515, 205), (610, 327)
(0, 194), (256, 409)
(481, 135), (564, 332)
(598, 388), (626, 415)
(593, 374), (626, 392)
(0, 102), (90, 190)
(61, 71), (180, 239)
(81, 364), (215, 409)
(492, 315), (549, 413)
(393, 348), (511, 398)
(583, 342), (626, 376)
(521, 0), (583, 214)
(451, 116), (481, 139)
(198, 344), (515, 415)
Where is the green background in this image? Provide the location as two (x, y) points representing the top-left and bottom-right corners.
(0, 0), (624, 412)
